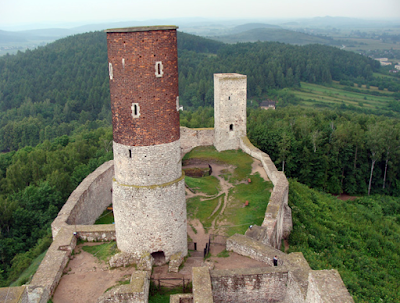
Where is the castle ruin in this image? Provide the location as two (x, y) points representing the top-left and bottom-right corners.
(106, 26), (187, 264)
(0, 25), (354, 303)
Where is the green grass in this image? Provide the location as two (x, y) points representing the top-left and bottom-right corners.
(291, 82), (397, 113)
(221, 173), (273, 236)
(183, 146), (253, 182)
(288, 179), (400, 302)
(149, 282), (192, 303)
(185, 175), (220, 195)
(216, 250), (230, 258)
(81, 242), (119, 262)
(186, 195), (224, 233)
(95, 208), (114, 224)
(10, 250), (47, 286)
(185, 147), (273, 236)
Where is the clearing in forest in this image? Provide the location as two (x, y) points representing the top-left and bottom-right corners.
(290, 81), (398, 113)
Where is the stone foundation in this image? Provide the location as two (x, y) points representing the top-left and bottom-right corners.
(113, 176), (187, 261)
(0, 286), (27, 303)
(211, 268), (288, 303)
(97, 271), (150, 303)
(306, 270), (355, 303)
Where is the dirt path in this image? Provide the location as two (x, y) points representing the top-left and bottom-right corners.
(251, 158), (269, 181)
(52, 243), (135, 303)
(186, 162), (236, 248)
(186, 158), (267, 251)
(336, 194), (359, 201)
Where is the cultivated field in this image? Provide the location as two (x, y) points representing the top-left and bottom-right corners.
(290, 82), (398, 114)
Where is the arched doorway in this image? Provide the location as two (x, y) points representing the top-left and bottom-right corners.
(151, 251), (166, 266)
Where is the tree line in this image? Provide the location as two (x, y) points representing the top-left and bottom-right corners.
(248, 107), (400, 196)
(0, 30), (385, 152)
(288, 180), (400, 303)
(0, 127), (113, 286)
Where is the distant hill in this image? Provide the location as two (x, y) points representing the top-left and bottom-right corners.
(230, 23), (280, 34)
(0, 30), (28, 43)
(209, 28), (339, 45)
(282, 16), (400, 29)
(0, 28), (77, 43)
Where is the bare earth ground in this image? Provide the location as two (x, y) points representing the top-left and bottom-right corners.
(337, 194), (358, 201)
(52, 158), (271, 302)
(52, 243), (135, 303)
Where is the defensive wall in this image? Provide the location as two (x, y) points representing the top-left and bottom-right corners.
(3, 126), (353, 302)
(9, 125), (292, 302)
(179, 127), (291, 250)
(171, 234), (354, 303)
(1, 70), (352, 302)
(51, 160), (114, 238)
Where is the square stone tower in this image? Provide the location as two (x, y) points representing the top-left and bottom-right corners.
(213, 73), (247, 151)
(106, 26), (187, 263)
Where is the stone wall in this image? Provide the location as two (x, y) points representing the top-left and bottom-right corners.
(211, 268), (288, 303)
(113, 139), (182, 186)
(239, 137), (291, 249)
(225, 234), (355, 302)
(0, 286), (26, 303)
(97, 271), (150, 303)
(29, 227), (76, 301)
(192, 267), (213, 303)
(74, 224), (116, 242)
(305, 270), (355, 303)
(170, 294), (193, 303)
(51, 160), (114, 238)
(180, 127), (214, 155)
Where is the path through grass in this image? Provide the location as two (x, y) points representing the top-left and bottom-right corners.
(185, 146), (273, 236)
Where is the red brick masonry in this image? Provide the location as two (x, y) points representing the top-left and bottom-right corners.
(106, 26), (180, 146)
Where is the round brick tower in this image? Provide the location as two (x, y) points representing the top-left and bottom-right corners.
(106, 26), (187, 262)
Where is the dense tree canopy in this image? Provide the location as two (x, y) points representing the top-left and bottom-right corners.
(248, 107), (400, 196)
(0, 30), (382, 151)
(0, 127), (113, 285)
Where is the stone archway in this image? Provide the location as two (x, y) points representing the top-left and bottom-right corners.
(151, 251), (166, 266)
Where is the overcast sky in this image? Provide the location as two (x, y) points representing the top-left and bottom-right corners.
(1, 0), (400, 29)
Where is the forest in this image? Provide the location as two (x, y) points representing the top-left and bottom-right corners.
(0, 29), (399, 302)
(0, 30), (393, 152)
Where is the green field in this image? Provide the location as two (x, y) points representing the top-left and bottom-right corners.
(184, 146), (273, 236)
(290, 82), (397, 113)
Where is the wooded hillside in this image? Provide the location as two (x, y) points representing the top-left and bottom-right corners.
(0, 30), (381, 152)
(0, 30), (399, 302)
